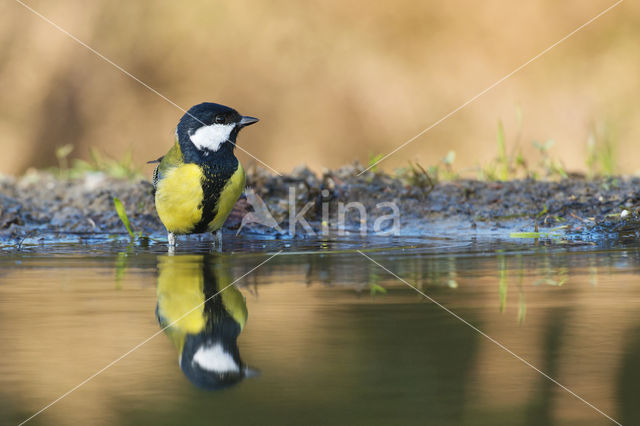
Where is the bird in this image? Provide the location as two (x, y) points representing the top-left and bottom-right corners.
(156, 254), (257, 390)
(151, 102), (259, 249)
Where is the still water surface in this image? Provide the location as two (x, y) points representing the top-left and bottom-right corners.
(1, 236), (639, 425)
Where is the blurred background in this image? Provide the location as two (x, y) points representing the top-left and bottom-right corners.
(0, 0), (637, 177)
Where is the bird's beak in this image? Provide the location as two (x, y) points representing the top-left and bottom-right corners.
(238, 116), (259, 127)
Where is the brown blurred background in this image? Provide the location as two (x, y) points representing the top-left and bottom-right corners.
(0, 0), (637, 177)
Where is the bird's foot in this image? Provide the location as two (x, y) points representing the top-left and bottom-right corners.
(212, 230), (222, 252)
(168, 232), (176, 253)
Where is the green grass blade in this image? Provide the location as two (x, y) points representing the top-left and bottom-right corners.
(370, 283), (387, 296)
(509, 231), (561, 239)
(497, 120), (508, 180)
(113, 197), (135, 238)
(498, 255), (507, 312)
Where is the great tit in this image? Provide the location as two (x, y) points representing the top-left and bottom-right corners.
(156, 254), (256, 390)
(151, 102), (259, 248)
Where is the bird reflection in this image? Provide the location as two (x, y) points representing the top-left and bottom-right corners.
(156, 254), (256, 390)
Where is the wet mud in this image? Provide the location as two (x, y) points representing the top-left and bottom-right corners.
(1, 165), (639, 245)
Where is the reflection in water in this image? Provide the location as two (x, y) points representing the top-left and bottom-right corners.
(524, 309), (567, 426)
(2, 240), (640, 425)
(156, 255), (256, 390)
(617, 326), (640, 425)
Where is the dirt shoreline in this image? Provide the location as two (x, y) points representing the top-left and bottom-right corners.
(1, 165), (639, 245)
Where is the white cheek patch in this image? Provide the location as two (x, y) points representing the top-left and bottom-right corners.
(189, 123), (235, 152)
(192, 343), (240, 373)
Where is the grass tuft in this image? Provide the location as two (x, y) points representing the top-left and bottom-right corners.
(587, 121), (618, 178)
(113, 197), (136, 239)
(51, 147), (142, 180)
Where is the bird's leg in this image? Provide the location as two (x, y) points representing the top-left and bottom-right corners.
(167, 232), (176, 251)
(213, 230), (223, 252)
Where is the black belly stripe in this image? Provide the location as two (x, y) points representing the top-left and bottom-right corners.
(192, 158), (238, 234)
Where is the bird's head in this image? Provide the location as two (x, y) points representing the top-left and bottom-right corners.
(176, 102), (258, 155)
(179, 337), (259, 391)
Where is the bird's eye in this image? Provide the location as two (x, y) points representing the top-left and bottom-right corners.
(215, 115), (226, 124)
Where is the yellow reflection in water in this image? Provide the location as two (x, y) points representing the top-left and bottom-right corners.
(156, 255), (256, 390)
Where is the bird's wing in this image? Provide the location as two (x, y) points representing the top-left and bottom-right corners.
(152, 164), (161, 189)
(153, 143), (183, 189)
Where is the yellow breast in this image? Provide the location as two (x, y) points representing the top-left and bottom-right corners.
(155, 163), (204, 234)
(157, 255), (206, 333)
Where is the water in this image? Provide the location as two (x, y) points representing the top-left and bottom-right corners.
(1, 236), (639, 426)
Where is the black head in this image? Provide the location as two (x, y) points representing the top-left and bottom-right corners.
(176, 102), (258, 156)
(180, 333), (257, 391)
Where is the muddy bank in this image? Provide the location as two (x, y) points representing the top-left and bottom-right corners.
(0, 165), (639, 244)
